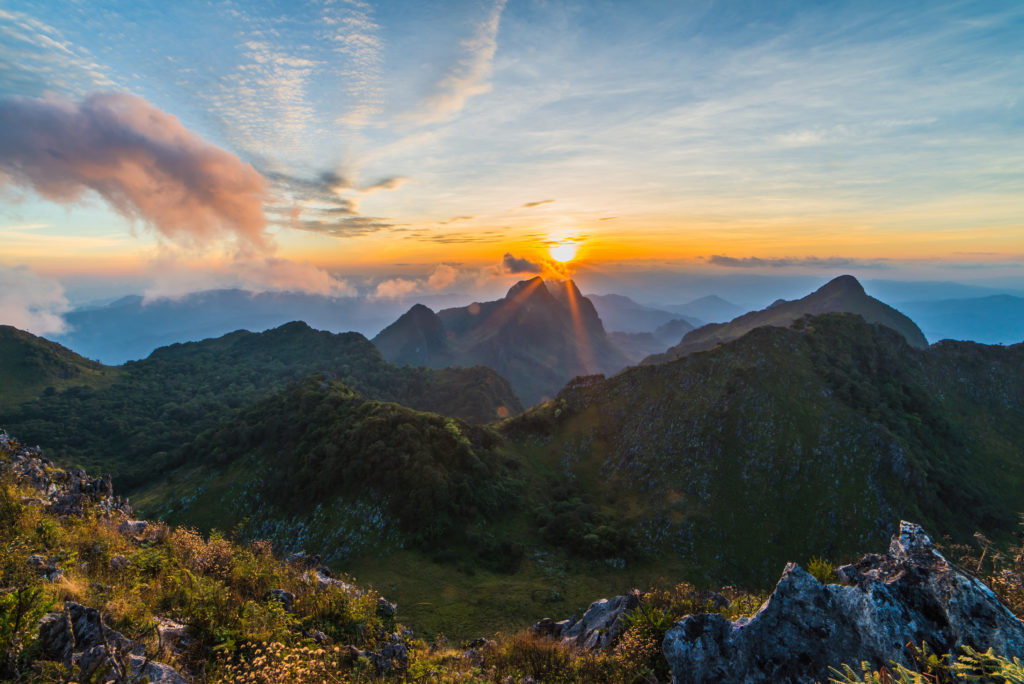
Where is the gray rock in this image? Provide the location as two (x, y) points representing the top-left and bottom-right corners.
(265, 589), (296, 612)
(376, 596), (397, 619)
(662, 521), (1024, 683)
(37, 602), (187, 683)
(560, 589), (641, 650)
(109, 554), (131, 572)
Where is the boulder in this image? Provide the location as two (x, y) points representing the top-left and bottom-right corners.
(538, 589), (640, 650)
(662, 521), (1024, 683)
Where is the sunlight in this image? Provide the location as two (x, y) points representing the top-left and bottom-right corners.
(549, 243), (578, 263)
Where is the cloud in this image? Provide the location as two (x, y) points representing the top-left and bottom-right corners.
(360, 176), (410, 193)
(412, 0), (508, 124)
(437, 216), (475, 225)
(502, 252), (543, 274)
(373, 277), (420, 299)
(371, 263), (462, 299)
(707, 255), (885, 269)
(143, 255), (355, 302)
(293, 216), (393, 237)
(0, 265), (71, 335)
(427, 264), (458, 289)
(0, 93), (269, 252)
(518, 199), (556, 209)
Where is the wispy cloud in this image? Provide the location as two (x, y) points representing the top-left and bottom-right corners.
(411, 0), (508, 124)
(518, 199), (556, 209)
(707, 255), (887, 269)
(361, 176), (410, 193)
(0, 9), (117, 96)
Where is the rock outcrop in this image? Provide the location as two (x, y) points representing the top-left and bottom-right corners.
(38, 602), (187, 683)
(532, 589), (641, 650)
(662, 521), (1024, 683)
(0, 429), (131, 518)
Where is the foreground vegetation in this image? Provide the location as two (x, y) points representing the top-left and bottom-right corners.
(8, 428), (1024, 681)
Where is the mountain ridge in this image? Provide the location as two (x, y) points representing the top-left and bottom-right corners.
(644, 274), (927, 364)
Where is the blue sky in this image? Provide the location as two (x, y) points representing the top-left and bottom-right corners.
(0, 0), (1022, 317)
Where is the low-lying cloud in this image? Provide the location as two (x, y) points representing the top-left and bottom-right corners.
(0, 92), (269, 251)
(372, 264), (462, 299)
(143, 255), (356, 302)
(0, 265), (71, 335)
(502, 252), (543, 274)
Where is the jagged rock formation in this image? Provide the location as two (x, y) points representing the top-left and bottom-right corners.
(38, 602), (188, 683)
(374, 278), (630, 405)
(645, 275), (927, 364)
(532, 590), (641, 650)
(0, 430), (131, 518)
(662, 521), (1024, 683)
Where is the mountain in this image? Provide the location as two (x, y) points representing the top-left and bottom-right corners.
(374, 277), (631, 405)
(0, 325), (117, 409)
(606, 331), (668, 362)
(895, 295), (1024, 345)
(0, 322), (521, 490)
(507, 312), (1024, 583)
(586, 293), (700, 333)
(143, 312), (1024, 592)
(663, 294), (743, 323)
(653, 318), (696, 345)
(53, 288), (474, 365)
(645, 275), (927, 364)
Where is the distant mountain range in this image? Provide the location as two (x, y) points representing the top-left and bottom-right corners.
(53, 289), (471, 365)
(586, 293), (701, 333)
(660, 294), (744, 323)
(895, 295), (1024, 345)
(374, 277), (630, 405)
(645, 275), (927, 364)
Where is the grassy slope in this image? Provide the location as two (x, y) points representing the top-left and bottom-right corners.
(0, 325), (119, 409)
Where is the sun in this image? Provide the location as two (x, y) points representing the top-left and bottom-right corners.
(549, 243), (578, 263)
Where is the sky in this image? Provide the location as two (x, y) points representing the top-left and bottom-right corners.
(0, 0), (1022, 330)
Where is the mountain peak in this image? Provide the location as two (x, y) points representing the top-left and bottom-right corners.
(505, 276), (550, 300)
(815, 275), (865, 297)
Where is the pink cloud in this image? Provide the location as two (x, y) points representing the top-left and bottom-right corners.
(0, 92), (269, 251)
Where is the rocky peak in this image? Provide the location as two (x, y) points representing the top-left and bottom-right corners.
(814, 274), (866, 298)
(504, 276), (551, 301)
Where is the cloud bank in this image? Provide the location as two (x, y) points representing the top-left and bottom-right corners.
(0, 265), (71, 335)
(0, 92), (269, 251)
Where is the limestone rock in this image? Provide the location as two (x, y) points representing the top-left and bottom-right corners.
(37, 602), (187, 683)
(662, 521), (1024, 683)
(534, 589), (640, 650)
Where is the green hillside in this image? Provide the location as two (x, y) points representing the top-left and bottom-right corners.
(0, 325), (118, 409)
(117, 313), (1024, 637)
(0, 322), (521, 491)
